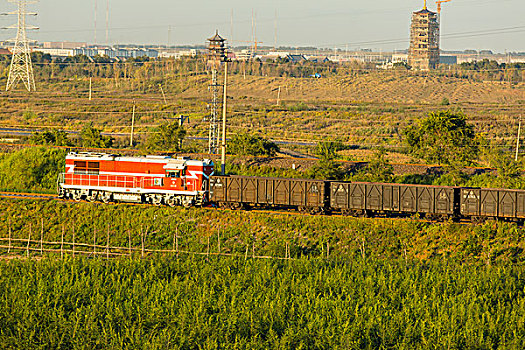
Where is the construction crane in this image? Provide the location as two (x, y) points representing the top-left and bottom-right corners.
(436, 0), (452, 14)
(435, 0), (452, 55)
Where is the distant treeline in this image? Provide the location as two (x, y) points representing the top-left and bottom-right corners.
(0, 53), (522, 84)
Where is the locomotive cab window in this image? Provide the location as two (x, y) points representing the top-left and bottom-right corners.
(166, 170), (182, 178)
(74, 161), (100, 175)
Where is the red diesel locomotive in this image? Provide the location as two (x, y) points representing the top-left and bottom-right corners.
(58, 152), (214, 207)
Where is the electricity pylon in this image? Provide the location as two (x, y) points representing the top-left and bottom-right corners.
(5, 0), (38, 92)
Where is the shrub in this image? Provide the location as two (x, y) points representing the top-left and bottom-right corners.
(404, 110), (481, 166)
(80, 123), (113, 148)
(29, 129), (73, 147)
(0, 147), (66, 192)
(228, 133), (279, 157)
(143, 121), (186, 152)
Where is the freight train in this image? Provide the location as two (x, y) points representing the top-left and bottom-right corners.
(58, 152), (525, 223)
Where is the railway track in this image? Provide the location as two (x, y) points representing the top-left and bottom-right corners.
(0, 191), (476, 225)
(0, 192), (57, 200)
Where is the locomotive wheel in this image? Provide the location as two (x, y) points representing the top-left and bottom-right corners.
(72, 191), (83, 202)
(166, 197), (177, 207)
(182, 197), (193, 208)
(87, 191), (98, 202)
(341, 209), (352, 216)
(101, 192), (112, 204)
(152, 196), (163, 206)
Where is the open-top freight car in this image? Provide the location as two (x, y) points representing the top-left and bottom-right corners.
(210, 175), (330, 214)
(461, 187), (525, 222)
(330, 181), (460, 220)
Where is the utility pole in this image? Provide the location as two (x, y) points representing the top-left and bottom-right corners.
(89, 77), (92, 100)
(251, 9), (254, 55)
(159, 84), (167, 105)
(221, 63), (228, 175)
(4, 0), (38, 92)
(130, 100), (136, 147)
(516, 116), (522, 162)
(230, 9), (233, 45)
(208, 69), (220, 154)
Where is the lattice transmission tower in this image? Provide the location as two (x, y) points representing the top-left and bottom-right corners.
(5, 0), (38, 92)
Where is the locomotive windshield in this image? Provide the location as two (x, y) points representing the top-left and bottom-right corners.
(166, 170), (182, 178)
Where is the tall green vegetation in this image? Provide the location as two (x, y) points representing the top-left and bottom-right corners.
(143, 121), (186, 152)
(228, 133), (280, 157)
(0, 148), (66, 193)
(307, 141), (345, 180)
(79, 123), (114, 148)
(404, 110), (481, 166)
(0, 256), (524, 348)
(353, 147), (394, 183)
(3, 199), (525, 263)
(29, 129), (72, 147)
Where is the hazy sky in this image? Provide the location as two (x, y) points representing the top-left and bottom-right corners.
(2, 0), (523, 52)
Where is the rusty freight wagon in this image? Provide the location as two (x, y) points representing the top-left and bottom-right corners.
(460, 188), (525, 222)
(210, 175), (330, 213)
(330, 182), (460, 220)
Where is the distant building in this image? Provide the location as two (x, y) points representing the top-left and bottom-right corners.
(234, 49), (254, 61)
(392, 53), (409, 64)
(38, 48), (75, 57)
(439, 55), (458, 65)
(286, 54), (307, 63)
(35, 47), (158, 59)
(267, 51), (290, 58)
(43, 42), (87, 49)
(409, 6), (439, 70)
(159, 49), (199, 59)
(307, 56), (331, 63)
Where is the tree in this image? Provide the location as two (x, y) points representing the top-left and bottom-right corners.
(404, 111), (480, 166)
(80, 123), (113, 148)
(485, 144), (523, 188)
(307, 141), (345, 180)
(30, 129), (72, 147)
(0, 147), (66, 192)
(228, 133), (279, 157)
(144, 121), (186, 152)
(362, 147), (394, 182)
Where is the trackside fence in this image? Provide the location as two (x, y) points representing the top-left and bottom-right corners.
(0, 222), (310, 261)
